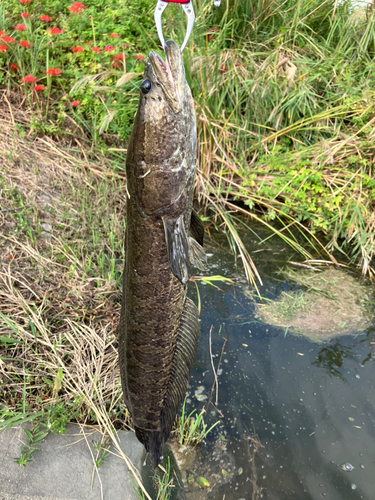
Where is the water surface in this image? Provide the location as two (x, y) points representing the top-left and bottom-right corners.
(185, 223), (375, 500)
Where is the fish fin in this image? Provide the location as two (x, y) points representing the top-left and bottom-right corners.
(134, 427), (163, 469)
(133, 298), (199, 469)
(163, 216), (190, 284)
(190, 208), (205, 246)
(189, 236), (207, 271)
(160, 297), (200, 445)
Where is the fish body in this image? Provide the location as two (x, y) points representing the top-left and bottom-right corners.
(118, 40), (204, 468)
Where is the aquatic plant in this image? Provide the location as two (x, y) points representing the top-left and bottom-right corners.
(176, 399), (219, 446)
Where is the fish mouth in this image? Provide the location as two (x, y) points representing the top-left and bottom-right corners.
(150, 51), (175, 88)
(148, 40), (185, 111)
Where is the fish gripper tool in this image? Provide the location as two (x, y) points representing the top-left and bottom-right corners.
(154, 0), (195, 52)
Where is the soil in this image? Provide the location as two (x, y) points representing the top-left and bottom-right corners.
(256, 267), (373, 342)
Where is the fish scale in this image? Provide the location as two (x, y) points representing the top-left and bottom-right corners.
(117, 40), (205, 468)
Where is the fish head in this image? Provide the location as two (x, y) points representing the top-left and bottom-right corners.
(127, 40), (196, 217)
(142, 39), (193, 114)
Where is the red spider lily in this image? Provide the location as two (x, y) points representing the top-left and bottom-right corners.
(109, 33), (120, 38)
(35, 84), (45, 91)
(134, 54), (145, 60)
(0, 30), (5, 36)
(21, 12), (29, 18)
(40, 15), (52, 21)
(72, 46), (83, 52)
(72, 100), (81, 107)
(45, 68), (62, 76)
(104, 45), (115, 52)
(15, 24), (27, 31)
(113, 53), (124, 61)
(19, 0), (31, 4)
(112, 61), (122, 68)
(2, 36), (16, 43)
(69, 2), (87, 13)
(19, 40), (32, 47)
(50, 27), (63, 35)
(86, 40), (91, 44)
(92, 46), (101, 53)
(11, 63), (18, 71)
(0, 45), (8, 52)
(22, 75), (37, 82)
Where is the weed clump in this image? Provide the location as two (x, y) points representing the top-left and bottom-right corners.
(256, 267), (373, 342)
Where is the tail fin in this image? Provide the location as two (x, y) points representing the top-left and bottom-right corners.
(135, 427), (163, 469)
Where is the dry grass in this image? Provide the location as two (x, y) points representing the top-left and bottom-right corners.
(0, 102), (154, 497)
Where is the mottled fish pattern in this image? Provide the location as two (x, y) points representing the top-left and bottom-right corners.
(117, 40), (205, 468)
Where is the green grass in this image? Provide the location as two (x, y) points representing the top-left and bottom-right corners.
(176, 398), (219, 446)
(1, 0), (375, 276)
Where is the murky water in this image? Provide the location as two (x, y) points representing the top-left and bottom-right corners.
(184, 223), (375, 500)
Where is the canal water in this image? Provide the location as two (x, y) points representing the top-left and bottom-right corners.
(183, 222), (375, 500)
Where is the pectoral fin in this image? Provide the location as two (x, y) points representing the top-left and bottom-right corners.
(189, 237), (207, 271)
(190, 208), (205, 246)
(163, 216), (190, 284)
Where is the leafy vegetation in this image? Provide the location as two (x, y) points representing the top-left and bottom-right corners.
(176, 398), (219, 446)
(0, 0), (375, 494)
(1, 0), (374, 278)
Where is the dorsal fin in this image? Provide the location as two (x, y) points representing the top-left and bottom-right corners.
(136, 297), (200, 468)
(161, 296), (200, 441)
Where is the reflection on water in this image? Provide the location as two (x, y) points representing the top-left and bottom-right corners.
(184, 223), (375, 500)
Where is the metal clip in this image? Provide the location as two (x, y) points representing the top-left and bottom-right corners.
(154, 0), (195, 52)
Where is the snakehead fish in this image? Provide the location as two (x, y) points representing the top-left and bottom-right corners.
(118, 40), (205, 468)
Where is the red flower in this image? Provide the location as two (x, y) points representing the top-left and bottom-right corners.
(45, 67), (62, 76)
(21, 12), (29, 18)
(22, 75), (37, 82)
(19, 0), (31, 4)
(134, 54), (145, 60)
(15, 24), (27, 31)
(113, 53), (124, 61)
(0, 30), (4, 36)
(72, 100), (81, 107)
(92, 46), (101, 52)
(40, 15), (52, 21)
(219, 65), (228, 72)
(2, 36), (16, 43)
(109, 33), (120, 38)
(0, 45), (7, 52)
(50, 27), (63, 35)
(86, 40), (91, 44)
(72, 46), (83, 52)
(19, 40), (31, 47)
(209, 27), (219, 32)
(69, 2), (87, 13)
(35, 84), (45, 91)
(104, 45), (114, 52)
(112, 61), (122, 68)
(11, 63), (18, 71)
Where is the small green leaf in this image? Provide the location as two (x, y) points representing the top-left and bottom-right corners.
(196, 476), (210, 487)
(348, 417), (355, 422)
(238, 467), (243, 475)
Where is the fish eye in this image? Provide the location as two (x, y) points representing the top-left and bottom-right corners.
(141, 79), (152, 94)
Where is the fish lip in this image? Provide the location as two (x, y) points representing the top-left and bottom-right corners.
(149, 50), (175, 89)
